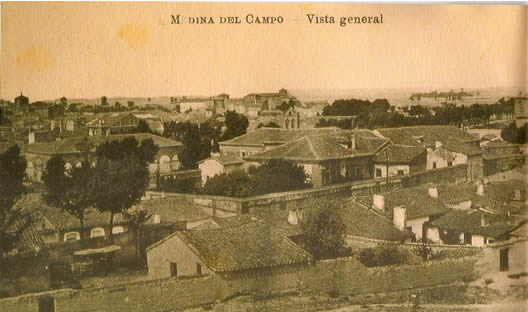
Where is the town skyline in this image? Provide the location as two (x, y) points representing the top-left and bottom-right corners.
(1, 3), (525, 101)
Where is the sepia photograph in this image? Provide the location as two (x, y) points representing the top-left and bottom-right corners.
(0, 2), (527, 311)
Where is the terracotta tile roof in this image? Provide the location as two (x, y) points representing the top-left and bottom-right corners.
(376, 126), (482, 156)
(414, 184), (473, 205)
(176, 222), (312, 272)
(358, 187), (449, 220)
(135, 196), (209, 223)
(197, 153), (244, 166)
(219, 127), (346, 146)
(342, 200), (415, 241)
(430, 210), (521, 238)
(373, 144), (426, 163)
(85, 113), (137, 128)
(244, 134), (387, 163)
(22, 133), (181, 155)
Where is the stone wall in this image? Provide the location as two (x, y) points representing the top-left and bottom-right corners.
(1, 253), (480, 312)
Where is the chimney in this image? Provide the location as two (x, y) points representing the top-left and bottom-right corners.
(351, 133), (356, 150)
(428, 186), (438, 199)
(435, 141), (442, 149)
(393, 205), (407, 231)
(28, 131), (35, 144)
(514, 189), (521, 201)
(288, 210), (298, 225)
(480, 214), (487, 227)
(476, 182), (485, 196)
(373, 194), (385, 212)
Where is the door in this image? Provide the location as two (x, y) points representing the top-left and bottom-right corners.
(500, 248), (509, 272)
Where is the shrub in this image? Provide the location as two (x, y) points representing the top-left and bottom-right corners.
(412, 240), (433, 261)
(358, 243), (410, 267)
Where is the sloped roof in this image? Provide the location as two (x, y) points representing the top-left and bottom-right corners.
(357, 187), (449, 220)
(414, 184), (473, 205)
(135, 196), (209, 223)
(197, 153), (244, 166)
(175, 222), (312, 272)
(342, 200), (414, 241)
(219, 127), (345, 146)
(430, 210), (520, 238)
(373, 144), (426, 163)
(85, 113), (137, 128)
(22, 133), (181, 155)
(244, 133), (388, 163)
(376, 126), (482, 156)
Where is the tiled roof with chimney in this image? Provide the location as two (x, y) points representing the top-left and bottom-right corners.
(357, 187), (448, 220)
(376, 126), (482, 156)
(342, 199), (415, 241)
(430, 210), (521, 238)
(174, 222), (312, 272)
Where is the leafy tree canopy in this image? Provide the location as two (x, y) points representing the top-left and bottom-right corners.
(221, 110), (249, 141)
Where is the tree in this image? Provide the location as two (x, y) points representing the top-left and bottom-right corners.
(501, 122), (527, 144)
(0, 145), (32, 258)
(101, 96), (109, 107)
(200, 170), (255, 197)
(42, 157), (97, 240)
(249, 160), (310, 195)
(122, 206), (151, 264)
(59, 96), (67, 107)
(136, 119), (153, 133)
(221, 110), (249, 141)
(177, 123), (213, 169)
(127, 101), (135, 109)
(301, 200), (347, 259)
(93, 137), (158, 237)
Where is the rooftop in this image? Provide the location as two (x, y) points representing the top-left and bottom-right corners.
(22, 133), (181, 155)
(376, 126), (482, 156)
(174, 222), (312, 272)
(373, 144), (426, 163)
(430, 210), (521, 238)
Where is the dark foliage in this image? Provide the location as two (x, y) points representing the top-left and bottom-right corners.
(136, 119), (153, 133)
(158, 175), (199, 194)
(221, 110), (249, 141)
(320, 97), (514, 129)
(200, 160), (310, 197)
(0, 145), (31, 257)
(257, 121), (281, 129)
(300, 200), (348, 260)
(412, 240), (433, 261)
(501, 122), (527, 144)
(358, 243), (410, 267)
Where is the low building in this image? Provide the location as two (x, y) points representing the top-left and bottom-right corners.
(482, 141), (525, 176)
(146, 221), (312, 280)
(21, 133), (182, 181)
(86, 112), (140, 136)
(375, 126), (484, 180)
(198, 153), (245, 185)
(373, 144), (427, 178)
(427, 210), (523, 246)
(356, 186), (449, 241)
(244, 132), (388, 188)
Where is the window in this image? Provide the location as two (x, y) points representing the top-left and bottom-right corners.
(397, 170), (405, 175)
(196, 263), (202, 276)
(433, 162), (437, 169)
(376, 168), (382, 177)
(170, 262), (178, 277)
(112, 226), (124, 234)
(447, 161), (453, 167)
(38, 295), (55, 312)
(90, 227), (105, 238)
(354, 167), (360, 177)
(64, 232), (80, 242)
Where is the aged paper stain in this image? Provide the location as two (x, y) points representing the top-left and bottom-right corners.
(15, 46), (55, 73)
(117, 23), (151, 48)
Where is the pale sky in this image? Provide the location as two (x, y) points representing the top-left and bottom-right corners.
(0, 2), (525, 101)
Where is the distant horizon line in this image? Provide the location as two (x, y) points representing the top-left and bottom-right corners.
(2, 85), (524, 103)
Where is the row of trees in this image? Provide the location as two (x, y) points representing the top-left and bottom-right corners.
(162, 111), (249, 169)
(42, 137), (158, 254)
(319, 97), (515, 129)
(199, 160), (311, 197)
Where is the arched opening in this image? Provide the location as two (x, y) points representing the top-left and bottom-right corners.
(159, 155), (171, 174)
(26, 161), (35, 180)
(64, 232), (80, 242)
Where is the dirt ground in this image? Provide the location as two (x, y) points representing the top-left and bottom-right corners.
(183, 275), (528, 312)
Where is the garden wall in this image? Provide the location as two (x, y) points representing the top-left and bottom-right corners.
(0, 253), (480, 312)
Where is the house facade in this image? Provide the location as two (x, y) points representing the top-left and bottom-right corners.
(197, 153), (245, 185)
